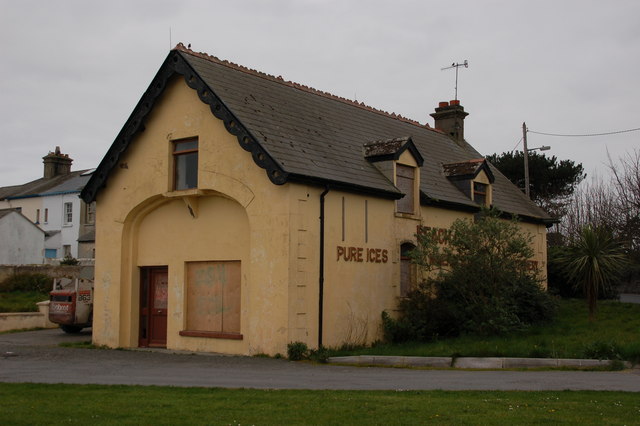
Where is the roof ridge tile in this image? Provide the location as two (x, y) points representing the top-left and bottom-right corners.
(173, 43), (437, 131)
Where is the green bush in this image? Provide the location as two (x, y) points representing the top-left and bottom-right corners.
(287, 341), (309, 361)
(0, 273), (51, 293)
(60, 255), (79, 266)
(309, 346), (330, 363)
(582, 340), (623, 360)
(385, 209), (557, 342)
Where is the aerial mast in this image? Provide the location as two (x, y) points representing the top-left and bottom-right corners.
(441, 60), (469, 101)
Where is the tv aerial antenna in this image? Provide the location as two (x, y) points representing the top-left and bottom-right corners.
(441, 60), (469, 101)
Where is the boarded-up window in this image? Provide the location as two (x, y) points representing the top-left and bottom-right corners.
(186, 261), (241, 334)
(396, 164), (415, 214)
(400, 243), (416, 297)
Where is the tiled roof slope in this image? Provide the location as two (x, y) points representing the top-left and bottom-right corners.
(0, 170), (91, 200)
(83, 45), (550, 222)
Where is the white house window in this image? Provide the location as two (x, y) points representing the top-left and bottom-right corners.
(36, 209), (40, 224)
(63, 202), (73, 225)
(44, 208), (49, 223)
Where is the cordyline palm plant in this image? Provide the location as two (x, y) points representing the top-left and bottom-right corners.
(561, 225), (628, 321)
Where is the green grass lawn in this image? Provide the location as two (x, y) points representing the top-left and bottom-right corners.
(330, 299), (640, 362)
(0, 383), (638, 425)
(0, 291), (48, 312)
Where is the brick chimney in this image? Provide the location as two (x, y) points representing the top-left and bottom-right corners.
(430, 100), (469, 143)
(42, 146), (73, 178)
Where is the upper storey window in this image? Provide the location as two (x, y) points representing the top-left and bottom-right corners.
(443, 159), (494, 207)
(473, 182), (488, 206)
(173, 138), (198, 190)
(363, 136), (424, 217)
(396, 164), (416, 214)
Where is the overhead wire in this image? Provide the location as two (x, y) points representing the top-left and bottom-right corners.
(510, 136), (523, 152)
(527, 127), (640, 138)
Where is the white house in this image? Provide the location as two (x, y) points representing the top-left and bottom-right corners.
(0, 147), (95, 263)
(0, 209), (45, 264)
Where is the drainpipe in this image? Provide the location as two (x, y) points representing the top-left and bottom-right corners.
(318, 186), (330, 348)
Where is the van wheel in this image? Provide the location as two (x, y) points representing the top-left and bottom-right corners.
(61, 325), (83, 334)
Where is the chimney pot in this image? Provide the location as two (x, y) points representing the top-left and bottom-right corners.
(430, 100), (469, 144)
(43, 147), (73, 178)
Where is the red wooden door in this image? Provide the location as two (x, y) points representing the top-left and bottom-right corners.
(139, 267), (168, 347)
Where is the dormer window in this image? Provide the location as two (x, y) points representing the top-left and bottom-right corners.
(363, 136), (424, 217)
(443, 158), (495, 207)
(396, 164), (416, 214)
(473, 182), (488, 206)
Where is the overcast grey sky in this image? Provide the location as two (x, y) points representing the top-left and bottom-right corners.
(1, 0), (639, 186)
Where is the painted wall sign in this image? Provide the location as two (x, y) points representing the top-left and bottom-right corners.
(336, 246), (388, 263)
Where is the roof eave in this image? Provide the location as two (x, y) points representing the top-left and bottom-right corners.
(420, 192), (553, 226)
(288, 173), (403, 200)
(81, 50), (288, 203)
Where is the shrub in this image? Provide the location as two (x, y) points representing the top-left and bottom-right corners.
(287, 341), (309, 361)
(386, 209), (557, 342)
(582, 340), (623, 360)
(309, 346), (330, 363)
(60, 255), (79, 266)
(0, 273), (51, 294)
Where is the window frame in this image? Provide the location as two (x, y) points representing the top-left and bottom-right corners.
(473, 181), (489, 206)
(172, 138), (199, 191)
(180, 260), (243, 340)
(84, 202), (96, 225)
(396, 164), (416, 214)
(400, 242), (417, 297)
(63, 202), (73, 225)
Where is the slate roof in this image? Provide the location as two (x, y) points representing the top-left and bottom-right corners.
(82, 44), (551, 223)
(0, 170), (92, 201)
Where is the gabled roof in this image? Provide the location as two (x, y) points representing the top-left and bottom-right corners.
(364, 137), (424, 166)
(0, 170), (92, 201)
(443, 159), (495, 183)
(82, 44), (551, 223)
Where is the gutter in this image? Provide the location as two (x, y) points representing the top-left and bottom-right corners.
(318, 186), (330, 348)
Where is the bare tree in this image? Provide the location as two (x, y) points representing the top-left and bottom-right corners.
(608, 149), (640, 256)
(561, 176), (620, 242)
(561, 148), (640, 255)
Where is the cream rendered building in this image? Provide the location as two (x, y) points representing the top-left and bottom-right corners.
(82, 45), (553, 355)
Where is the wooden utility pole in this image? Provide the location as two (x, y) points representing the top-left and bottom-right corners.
(523, 122), (530, 198)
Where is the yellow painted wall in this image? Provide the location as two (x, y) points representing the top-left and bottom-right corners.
(93, 75), (549, 356)
(93, 75), (293, 355)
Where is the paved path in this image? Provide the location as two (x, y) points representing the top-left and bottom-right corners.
(1, 329), (639, 391)
(620, 293), (640, 304)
